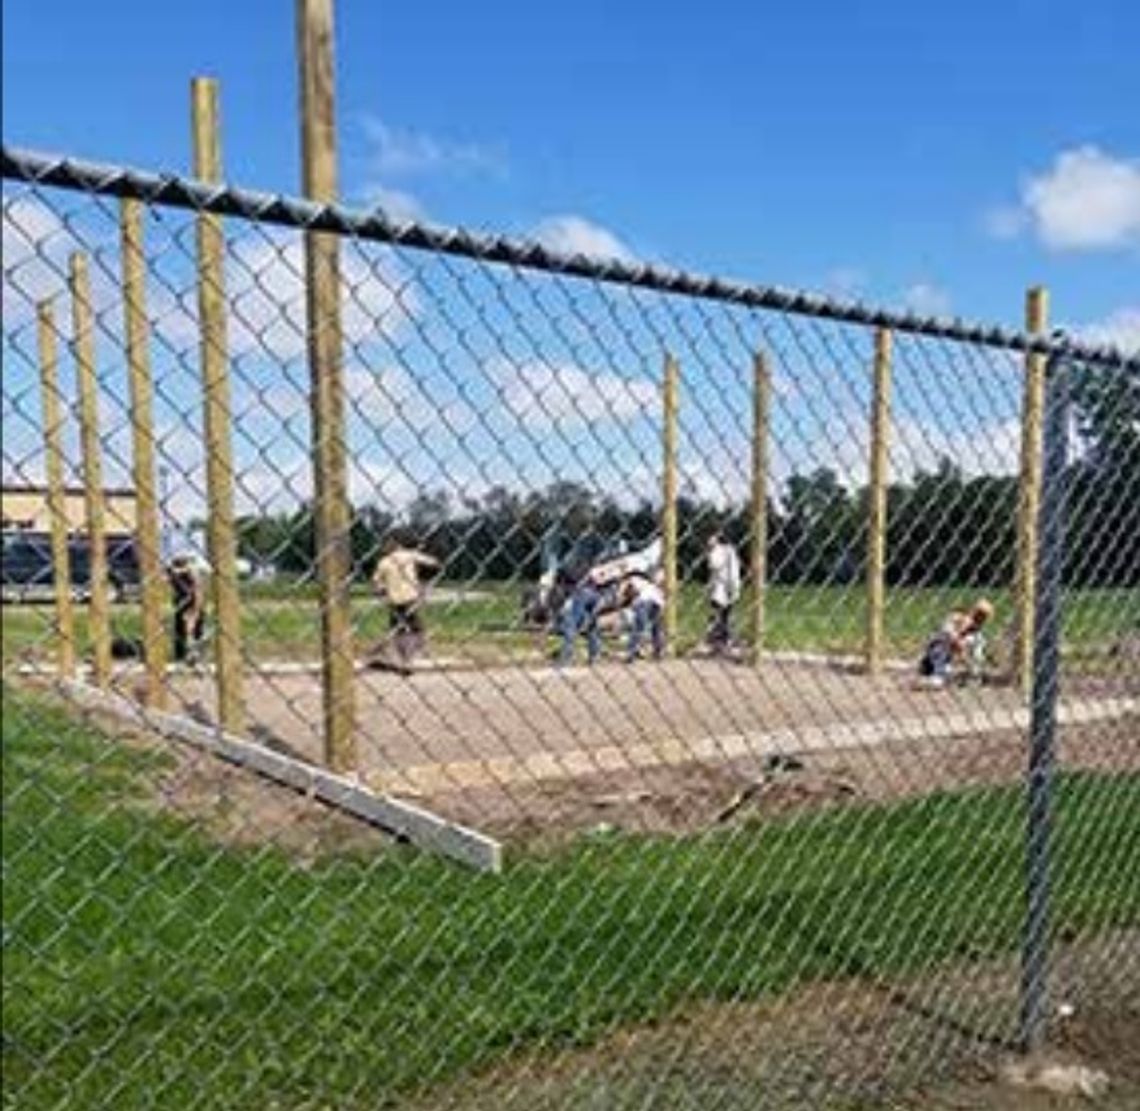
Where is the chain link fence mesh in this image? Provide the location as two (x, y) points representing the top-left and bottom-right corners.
(3, 150), (1138, 1109)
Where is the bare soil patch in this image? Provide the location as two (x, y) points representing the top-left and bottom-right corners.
(26, 681), (400, 863)
(424, 714), (1139, 848)
(408, 931), (1140, 1110)
(138, 656), (1134, 838)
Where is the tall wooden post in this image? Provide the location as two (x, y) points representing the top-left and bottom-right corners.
(298, 0), (356, 771)
(37, 299), (75, 678)
(121, 198), (168, 708)
(662, 353), (680, 655)
(69, 253), (112, 687)
(192, 76), (243, 731)
(1015, 287), (1049, 695)
(751, 350), (771, 663)
(866, 327), (892, 673)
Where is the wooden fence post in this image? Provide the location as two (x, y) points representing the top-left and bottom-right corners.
(751, 350), (771, 663)
(1015, 287), (1048, 695)
(37, 299), (75, 678)
(662, 353), (680, 655)
(866, 327), (892, 673)
(192, 76), (243, 731)
(121, 197), (168, 708)
(69, 253), (112, 687)
(298, 0), (356, 771)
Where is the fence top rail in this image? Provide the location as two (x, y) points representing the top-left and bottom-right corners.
(3, 144), (1137, 372)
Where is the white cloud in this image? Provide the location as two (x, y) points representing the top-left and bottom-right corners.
(2, 195), (66, 313)
(1075, 306), (1140, 356)
(990, 147), (1140, 251)
(164, 450), (424, 521)
(1, 194), (116, 327)
(497, 361), (657, 427)
(150, 230), (415, 363)
(344, 364), (477, 436)
(531, 215), (634, 263)
(360, 116), (504, 178)
(361, 185), (425, 223)
(781, 412), (1022, 494)
(901, 281), (952, 317)
(893, 415), (1021, 480)
(821, 267), (867, 300)
(348, 459), (420, 510)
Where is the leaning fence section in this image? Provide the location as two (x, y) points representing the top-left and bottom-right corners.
(2, 148), (1138, 1109)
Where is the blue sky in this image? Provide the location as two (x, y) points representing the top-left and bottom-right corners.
(4, 0), (1137, 334)
(2, 1), (1138, 528)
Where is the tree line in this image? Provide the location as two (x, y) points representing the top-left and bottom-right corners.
(230, 364), (1138, 589)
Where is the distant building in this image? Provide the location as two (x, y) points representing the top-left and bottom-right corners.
(1, 483), (138, 535)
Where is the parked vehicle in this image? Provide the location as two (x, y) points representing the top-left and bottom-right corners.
(1, 531), (53, 602)
(1, 530), (141, 602)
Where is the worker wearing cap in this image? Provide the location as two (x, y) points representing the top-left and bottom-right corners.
(918, 599), (994, 688)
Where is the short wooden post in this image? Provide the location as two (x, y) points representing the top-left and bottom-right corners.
(298, 0), (356, 772)
(69, 253), (112, 687)
(121, 198), (168, 708)
(662, 353), (680, 655)
(37, 299), (75, 678)
(192, 76), (243, 731)
(751, 350), (771, 663)
(866, 327), (892, 673)
(1015, 287), (1049, 695)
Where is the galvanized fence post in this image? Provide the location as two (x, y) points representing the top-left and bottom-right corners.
(1015, 287), (1049, 695)
(1018, 349), (1070, 1054)
(750, 350), (770, 663)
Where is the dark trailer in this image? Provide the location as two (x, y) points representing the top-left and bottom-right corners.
(1, 531), (141, 602)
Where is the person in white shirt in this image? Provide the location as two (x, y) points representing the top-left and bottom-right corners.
(622, 571), (665, 662)
(706, 532), (741, 656)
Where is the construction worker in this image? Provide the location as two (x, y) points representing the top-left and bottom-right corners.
(371, 535), (440, 671)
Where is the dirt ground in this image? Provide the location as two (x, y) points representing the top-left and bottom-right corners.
(438, 713), (1140, 848)
(407, 931), (1140, 1110)
(68, 661), (1138, 858)
(115, 654), (1138, 843)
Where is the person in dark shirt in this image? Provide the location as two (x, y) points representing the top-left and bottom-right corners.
(558, 567), (602, 667)
(168, 554), (205, 663)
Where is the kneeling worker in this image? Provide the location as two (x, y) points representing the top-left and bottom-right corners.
(623, 571), (665, 663)
(918, 598), (994, 688)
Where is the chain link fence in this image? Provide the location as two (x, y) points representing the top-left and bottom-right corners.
(3, 146), (1138, 1109)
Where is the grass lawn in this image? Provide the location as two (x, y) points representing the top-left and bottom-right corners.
(3, 684), (1139, 1108)
(3, 583), (1137, 667)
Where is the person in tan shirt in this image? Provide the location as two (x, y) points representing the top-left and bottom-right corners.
(371, 536), (441, 671)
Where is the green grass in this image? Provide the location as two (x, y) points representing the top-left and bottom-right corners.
(3, 583), (1136, 666)
(3, 684), (1139, 1108)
